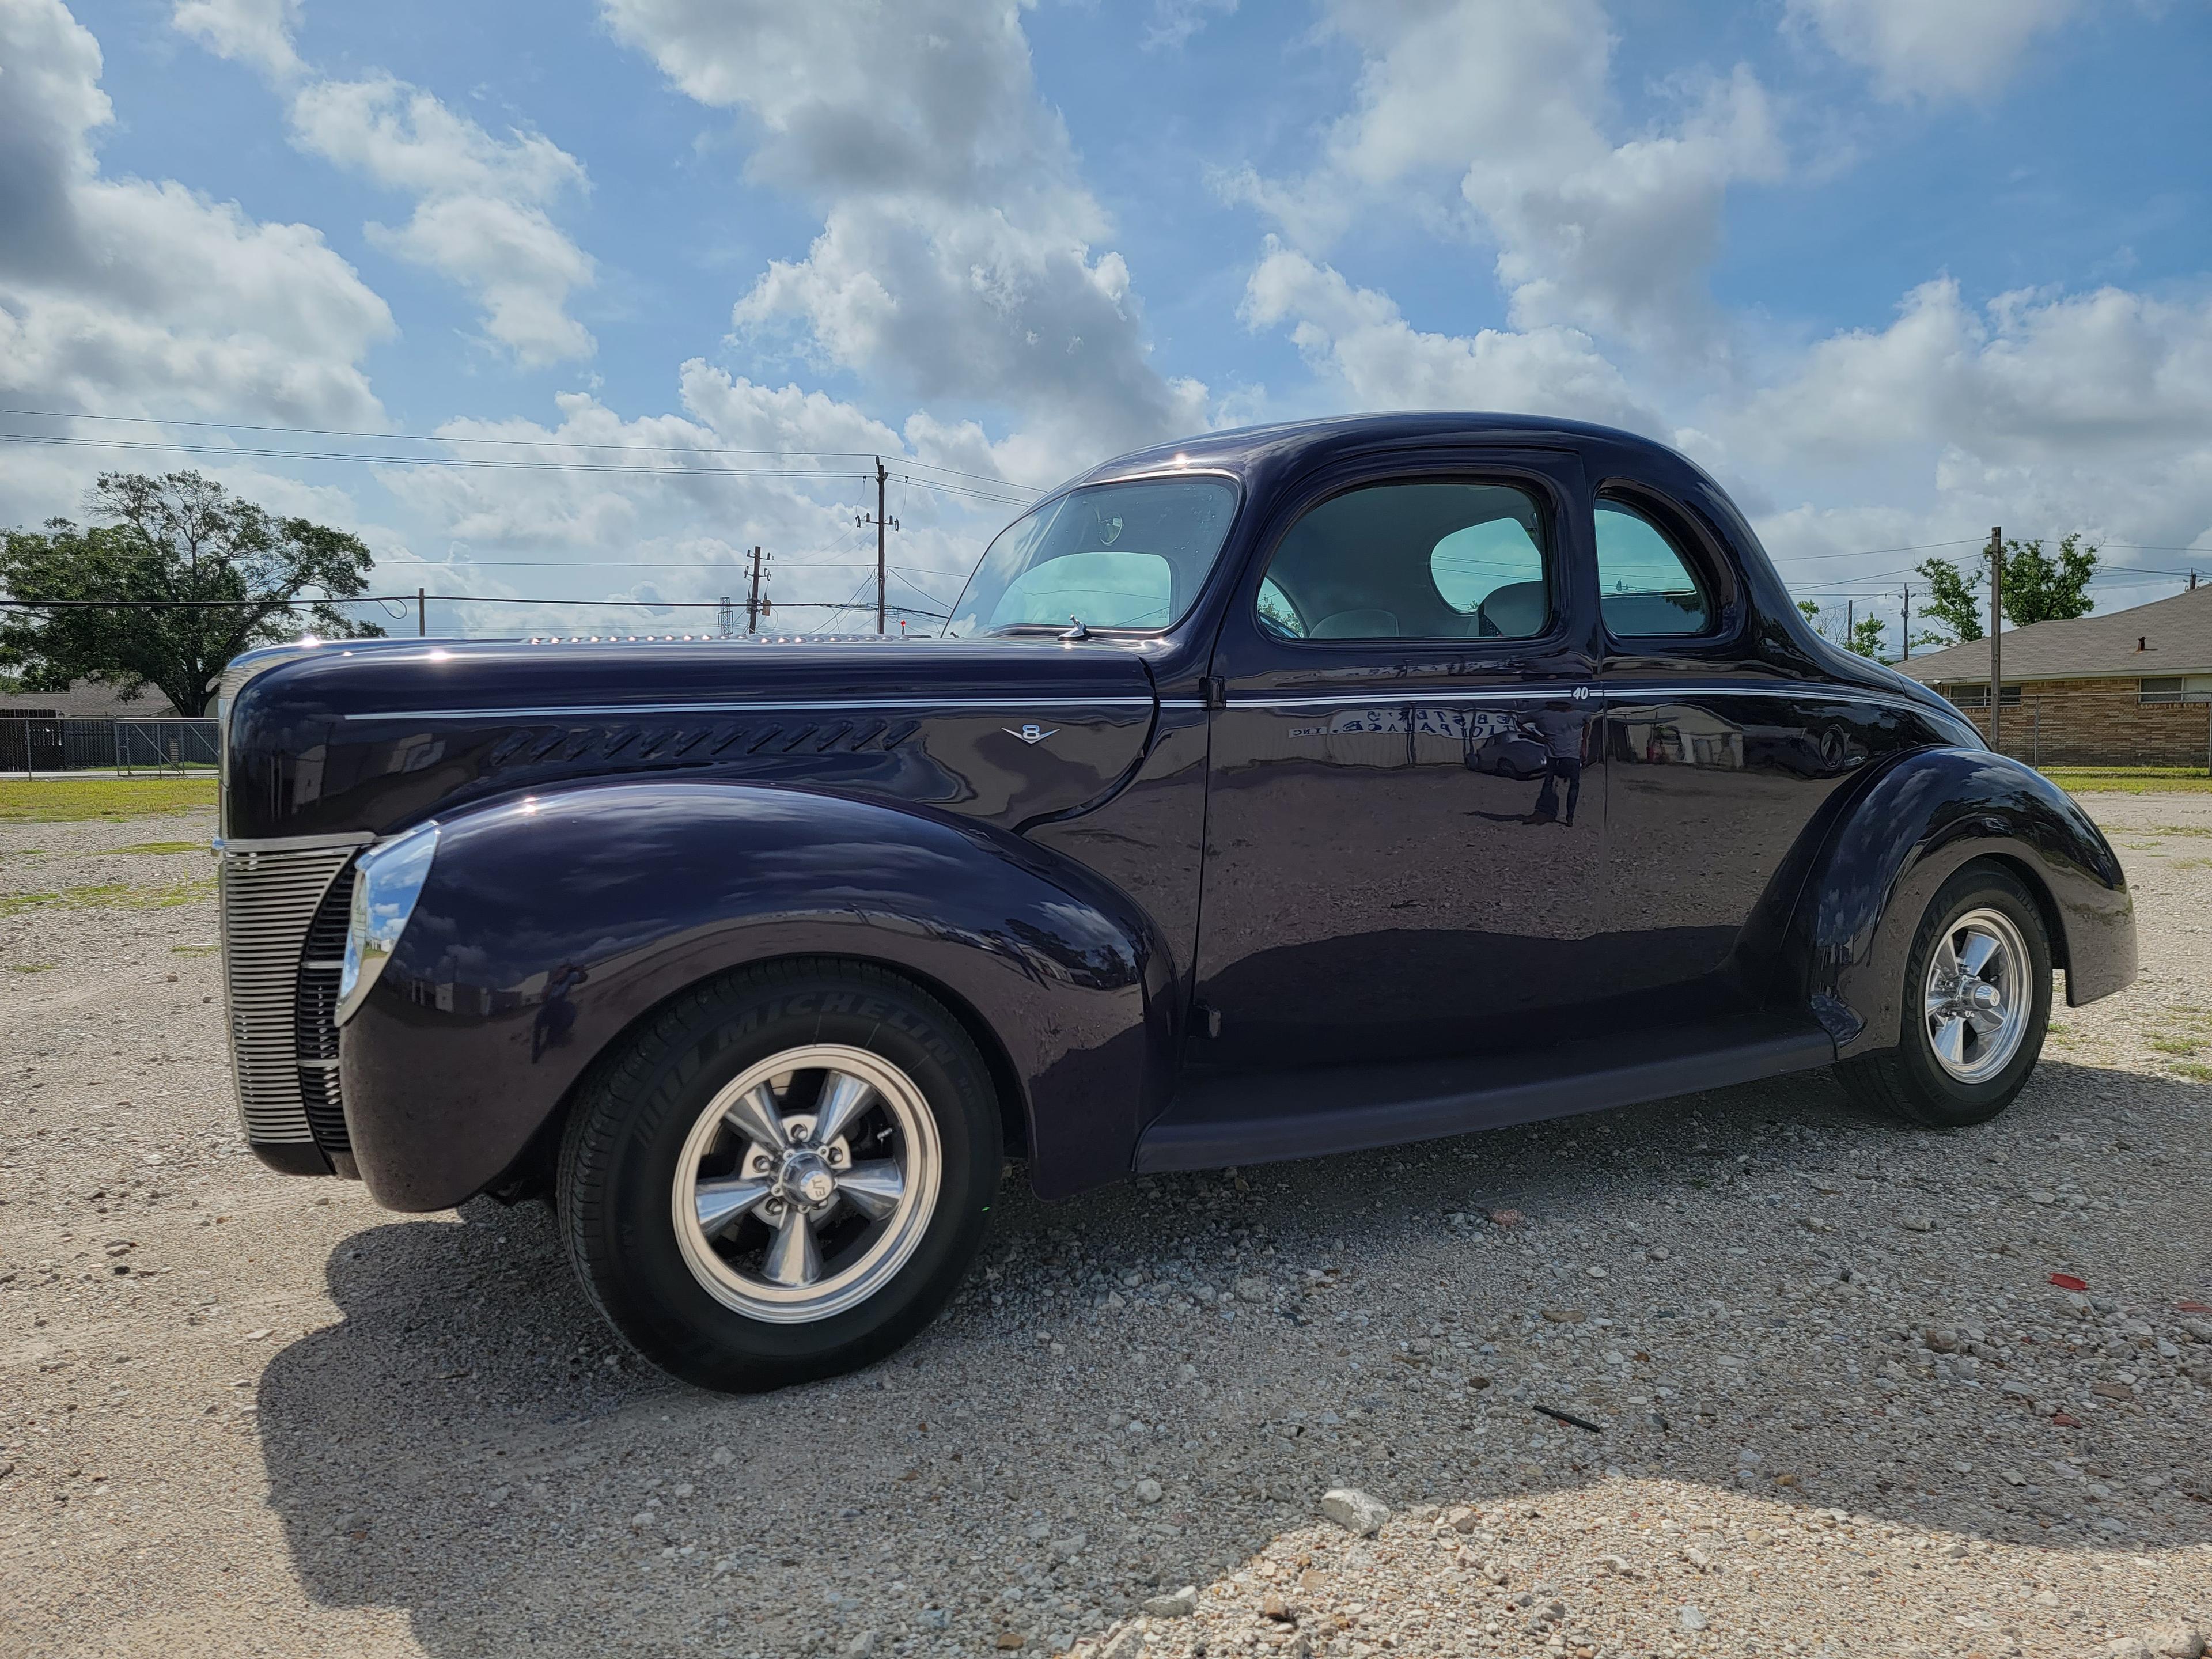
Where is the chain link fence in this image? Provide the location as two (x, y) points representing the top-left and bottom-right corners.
(0, 716), (219, 775)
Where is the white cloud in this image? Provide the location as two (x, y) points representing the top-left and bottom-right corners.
(1224, 0), (1783, 353)
(374, 362), (1024, 634)
(1240, 241), (1665, 435)
(0, 0), (392, 526)
(289, 77), (597, 366)
(1143, 0), (1238, 52)
(1743, 279), (2212, 464)
(1786, 0), (2080, 101)
(1726, 278), (2212, 595)
(601, 0), (1207, 464)
(169, 5), (599, 368)
(171, 0), (300, 79)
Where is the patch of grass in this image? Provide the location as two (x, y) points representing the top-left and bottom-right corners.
(2168, 1060), (2212, 1084)
(117, 839), (206, 854)
(5, 961), (57, 973)
(0, 875), (215, 919)
(2149, 1037), (2202, 1057)
(171, 941), (218, 956)
(2041, 767), (2212, 795)
(0, 777), (218, 824)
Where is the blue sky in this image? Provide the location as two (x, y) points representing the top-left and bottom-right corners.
(2, 0), (2209, 645)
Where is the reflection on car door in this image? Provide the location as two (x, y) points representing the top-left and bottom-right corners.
(1192, 456), (1607, 1069)
(1597, 494), (1895, 1007)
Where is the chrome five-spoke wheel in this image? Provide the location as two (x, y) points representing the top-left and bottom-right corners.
(671, 1044), (942, 1323)
(1922, 907), (2031, 1085)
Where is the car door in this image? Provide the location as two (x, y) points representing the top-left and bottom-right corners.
(1595, 486), (1877, 1008)
(1191, 452), (1607, 1070)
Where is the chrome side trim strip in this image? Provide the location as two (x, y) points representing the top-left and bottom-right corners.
(343, 697), (1158, 722)
(1218, 683), (1948, 717)
(1603, 683), (1948, 718)
(1233, 689), (1553, 709)
(217, 831), (377, 855)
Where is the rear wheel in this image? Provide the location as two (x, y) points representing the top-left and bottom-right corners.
(1835, 862), (2052, 1129)
(558, 959), (1001, 1391)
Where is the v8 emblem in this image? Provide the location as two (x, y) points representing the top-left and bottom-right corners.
(1006, 723), (1058, 745)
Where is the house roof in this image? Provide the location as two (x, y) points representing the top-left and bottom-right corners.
(0, 679), (179, 718)
(1897, 582), (2212, 684)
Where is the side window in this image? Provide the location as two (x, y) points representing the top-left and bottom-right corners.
(1595, 501), (1714, 637)
(1256, 575), (1306, 638)
(1257, 481), (1552, 642)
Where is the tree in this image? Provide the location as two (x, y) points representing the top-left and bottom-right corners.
(1913, 556), (1986, 645)
(2002, 533), (2097, 626)
(0, 472), (383, 716)
(1847, 613), (1887, 658)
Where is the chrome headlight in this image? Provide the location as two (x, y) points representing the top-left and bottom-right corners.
(336, 820), (439, 1027)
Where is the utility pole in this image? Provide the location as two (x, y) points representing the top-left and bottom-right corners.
(1901, 585), (1911, 661)
(1846, 599), (1854, 655)
(417, 586), (426, 638)
(1987, 526), (2004, 751)
(857, 458), (899, 635)
(745, 545), (768, 633)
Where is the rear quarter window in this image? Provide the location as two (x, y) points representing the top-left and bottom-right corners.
(1596, 501), (1715, 637)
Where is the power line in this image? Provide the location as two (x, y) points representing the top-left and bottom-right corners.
(0, 594), (404, 609)
(0, 432), (1044, 517)
(0, 592), (949, 618)
(433, 558), (979, 575)
(0, 431), (870, 481)
(0, 406), (1042, 494)
(1769, 539), (1984, 564)
(1772, 537), (2209, 567)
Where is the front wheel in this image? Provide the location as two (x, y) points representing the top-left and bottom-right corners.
(557, 960), (1002, 1392)
(1835, 861), (2052, 1128)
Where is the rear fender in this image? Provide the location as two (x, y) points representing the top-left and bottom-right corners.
(1784, 748), (2134, 1056)
(338, 781), (1173, 1211)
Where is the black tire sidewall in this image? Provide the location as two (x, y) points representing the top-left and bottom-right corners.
(1893, 865), (2052, 1127)
(564, 967), (1000, 1391)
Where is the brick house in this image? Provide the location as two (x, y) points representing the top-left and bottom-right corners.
(0, 679), (179, 718)
(1894, 583), (2212, 768)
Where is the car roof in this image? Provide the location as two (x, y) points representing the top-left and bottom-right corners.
(1063, 411), (1681, 493)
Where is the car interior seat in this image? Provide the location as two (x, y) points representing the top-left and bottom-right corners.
(1472, 581), (1550, 639)
(1310, 608), (1400, 638)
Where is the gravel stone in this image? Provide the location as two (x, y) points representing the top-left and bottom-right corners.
(1141, 1586), (1198, 1618)
(5, 793), (2210, 1659)
(1319, 1487), (1390, 1536)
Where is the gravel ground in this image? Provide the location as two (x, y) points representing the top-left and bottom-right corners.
(2, 794), (2207, 1659)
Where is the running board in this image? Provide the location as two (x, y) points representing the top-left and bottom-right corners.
(1135, 1014), (1836, 1174)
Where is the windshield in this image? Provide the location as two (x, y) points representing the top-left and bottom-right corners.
(943, 476), (1240, 637)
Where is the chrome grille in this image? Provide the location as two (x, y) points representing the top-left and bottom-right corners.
(219, 840), (366, 1144)
(295, 868), (355, 1151)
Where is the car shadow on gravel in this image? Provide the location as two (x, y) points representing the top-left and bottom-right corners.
(254, 1058), (2211, 1656)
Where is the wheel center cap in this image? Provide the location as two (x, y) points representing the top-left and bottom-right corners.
(1967, 980), (2002, 1012)
(777, 1150), (836, 1208)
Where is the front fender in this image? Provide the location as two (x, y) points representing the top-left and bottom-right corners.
(1789, 748), (2135, 1057)
(338, 781), (1174, 1211)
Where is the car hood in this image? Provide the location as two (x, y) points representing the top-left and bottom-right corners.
(222, 635), (1160, 841)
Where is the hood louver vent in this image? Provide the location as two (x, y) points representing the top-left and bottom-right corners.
(483, 719), (918, 772)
